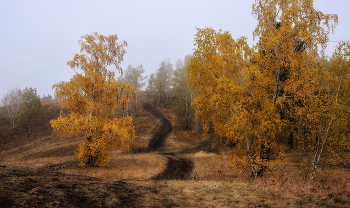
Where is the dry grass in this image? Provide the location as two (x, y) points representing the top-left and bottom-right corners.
(126, 164), (349, 207)
(61, 152), (167, 180)
(0, 134), (82, 167)
(247, 168), (350, 207)
(131, 167), (349, 207)
(9, 156), (76, 169)
(162, 132), (193, 152)
(133, 180), (249, 207)
(190, 151), (236, 181)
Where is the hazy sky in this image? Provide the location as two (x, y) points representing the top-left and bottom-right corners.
(0, 0), (349, 98)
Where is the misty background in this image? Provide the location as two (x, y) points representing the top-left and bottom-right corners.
(0, 0), (349, 99)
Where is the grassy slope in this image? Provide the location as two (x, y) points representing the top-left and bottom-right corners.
(0, 101), (349, 207)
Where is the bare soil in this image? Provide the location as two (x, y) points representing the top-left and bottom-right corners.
(151, 154), (194, 180)
(142, 103), (172, 152)
(0, 167), (142, 208)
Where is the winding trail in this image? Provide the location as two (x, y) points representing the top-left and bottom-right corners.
(142, 103), (194, 180)
(38, 103), (194, 180)
(142, 103), (172, 152)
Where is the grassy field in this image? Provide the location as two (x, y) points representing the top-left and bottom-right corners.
(0, 101), (349, 207)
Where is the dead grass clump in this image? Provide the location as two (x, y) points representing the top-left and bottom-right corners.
(194, 151), (217, 158)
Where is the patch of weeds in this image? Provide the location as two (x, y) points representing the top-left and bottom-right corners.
(190, 171), (199, 180)
(130, 146), (145, 154)
(179, 147), (193, 154)
(333, 195), (350, 205)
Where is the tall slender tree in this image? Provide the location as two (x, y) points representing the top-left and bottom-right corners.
(172, 55), (195, 130)
(146, 59), (174, 106)
(1, 88), (23, 129)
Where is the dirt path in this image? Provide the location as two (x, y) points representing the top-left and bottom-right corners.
(151, 154), (194, 180)
(142, 103), (172, 152)
(142, 103), (194, 180)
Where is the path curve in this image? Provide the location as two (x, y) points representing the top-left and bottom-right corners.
(38, 103), (194, 181)
(142, 103), (194, 180)
(142, 103), (172, 152)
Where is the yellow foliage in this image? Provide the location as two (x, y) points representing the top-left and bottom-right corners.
(51, 32), (135, 167)
(189, 1), (339, 177)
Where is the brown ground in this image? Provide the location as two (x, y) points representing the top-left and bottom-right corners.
(0, 100), (349, 207)
(0, 167), (141, 208)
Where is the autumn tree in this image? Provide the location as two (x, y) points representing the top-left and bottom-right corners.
(188, 0), (339, 177)
(1, 87), (23, 129)
(188, 28), (276, 177)
(16, 87), (43, 137)
(326, 40), (350, 154)
(251, 0), (338, 178)
(51, 32), (135, 167)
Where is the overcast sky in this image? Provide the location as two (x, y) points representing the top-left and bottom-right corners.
(0, 0), (349, 98)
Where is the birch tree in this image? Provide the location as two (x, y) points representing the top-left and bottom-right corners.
(1, 88), (23, 129)
(188, 0), (339, 177)
(51, 32), (135, 167)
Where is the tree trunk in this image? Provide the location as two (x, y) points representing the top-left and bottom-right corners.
(27, 127), (31, 138)
(246, 141), (271, 177)
(246, 142), (259, 177)
(257, 141), (271, 177)
(86, 141), (97, 166)
(310, 119), (332, 179)
(288, 132), (294, 149)
(194, 117), (200, 135)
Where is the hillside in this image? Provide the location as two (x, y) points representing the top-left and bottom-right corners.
(0, 100), (350, 207)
